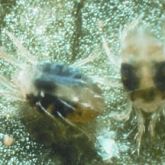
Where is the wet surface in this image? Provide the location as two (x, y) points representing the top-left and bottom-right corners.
(1, 0), (165, 164)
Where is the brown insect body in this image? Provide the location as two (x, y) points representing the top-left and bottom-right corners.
(120, 22), (165, 151)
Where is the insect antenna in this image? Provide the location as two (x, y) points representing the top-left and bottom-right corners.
(56, 111), (90, 139)
(35, 102), (59, 123)
(98, 21), (121, 69)
(58, 98), (76, 112)
(72, 53), (98, 67)
(35, 101), (90, 138)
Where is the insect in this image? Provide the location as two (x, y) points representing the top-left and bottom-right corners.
(119, 20), (165, 152)
(0, 31), (104, 145)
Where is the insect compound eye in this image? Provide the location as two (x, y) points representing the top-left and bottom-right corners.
(120, 63), (139, 91)
(154, 61), (165, 90)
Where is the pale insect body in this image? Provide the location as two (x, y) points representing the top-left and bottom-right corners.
(119, 21), (165, 151)
(0, 32), (104, 144)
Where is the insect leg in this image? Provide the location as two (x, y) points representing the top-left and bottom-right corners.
(134, 108), (145, 154)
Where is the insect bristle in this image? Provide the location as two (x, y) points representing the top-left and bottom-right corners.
(5, 31), (37, 65)
(72, 53), (98, 67)
(0, 48), (21, 69)
(0, 37), (37, 101)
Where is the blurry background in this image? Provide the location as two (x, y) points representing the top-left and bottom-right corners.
(1, 0), (165, 164)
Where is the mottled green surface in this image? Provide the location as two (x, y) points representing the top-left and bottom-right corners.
(1, 0), (165, 164)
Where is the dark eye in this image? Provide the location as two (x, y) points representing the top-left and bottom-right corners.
(154, 61), (165, 90)
(121, 63), (139, 91)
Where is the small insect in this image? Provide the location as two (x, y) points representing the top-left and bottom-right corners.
(119, 20), (165, 152)
(0, 31), (104, 144)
